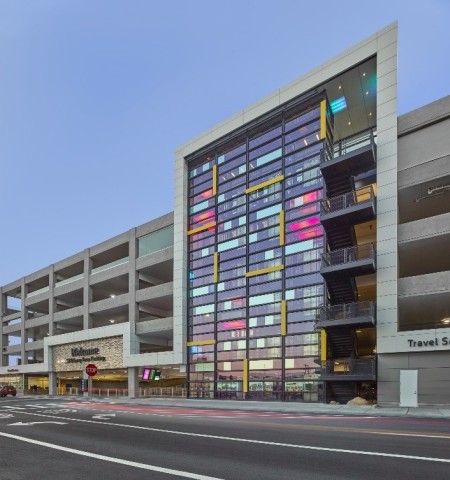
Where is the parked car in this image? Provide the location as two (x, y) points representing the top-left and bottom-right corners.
(0, 385), (17, 397)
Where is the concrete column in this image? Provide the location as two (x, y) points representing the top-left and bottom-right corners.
(128, 229), (138, 326)
(48, 266), (55, 336)
(0, 290), (4, 367)
(83, 249), (92, 329)
(128, 367), (139, 398)
(49, 372), (57, 396)
(20, 279), (26, 365)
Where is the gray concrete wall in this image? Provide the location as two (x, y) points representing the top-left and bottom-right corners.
(378, 352), (450, 406)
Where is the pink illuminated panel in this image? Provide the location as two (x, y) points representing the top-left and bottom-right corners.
(287, 189), (322, 209)
(289, 216), (320, 232)
(190, 209), (215, 229)
(222, 320), (246, 330)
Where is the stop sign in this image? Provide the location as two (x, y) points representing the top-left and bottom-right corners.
(85, 364), (98, 376)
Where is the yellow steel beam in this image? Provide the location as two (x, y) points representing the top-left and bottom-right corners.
(321, 329), (327, 361)
(281, 300), (287, 336)
(279, 210), (285, 246)
(243, 358), (248, 393)
(245, 264), (284, 278)
(212, 165), (217, 196)
(245, 175), (284, 194)
(320, 100), (327, 140)
(187, 221), (216, 236)
(186, 339), (216, 347)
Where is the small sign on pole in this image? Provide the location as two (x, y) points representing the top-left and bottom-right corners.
(85, 364), (98, 377)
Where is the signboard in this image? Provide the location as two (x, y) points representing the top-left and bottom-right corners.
(85, 364), (98, 377)
(81, 379), (88, 392)
(142, 367), (161, 381)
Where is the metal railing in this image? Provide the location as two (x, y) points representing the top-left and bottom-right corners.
(321, 243), (375, 268)
(321, 185), (375, 215)
(319, 301), (375, 323)
(139, 387), (187, 398)
(63, 386), (187, 398)
(333, 128), (377, 157)
(321, 358), (376, 376)
(320, 129), (377, 163)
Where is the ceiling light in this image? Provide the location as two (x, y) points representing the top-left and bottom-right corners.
(363, 72), (366, 77)
(338, 85), (342, 90)
(109, 319), (115, 324)
(330, 96), (347, 114)
(369, 112), (372, 116)
(110, 294), (116, 298)
(348, 121), (351, 126)
(303, 139), (308, 146)
(356, 330), (362, 333)
(316, 134), (320, 141)
(443, 318), (450, 325)
(365, 91), (369, 95)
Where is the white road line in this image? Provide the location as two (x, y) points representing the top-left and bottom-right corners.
(0, 431), (222, 480)
(5, 410), (450, 463)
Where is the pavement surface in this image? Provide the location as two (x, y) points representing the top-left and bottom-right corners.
(25, 394), (450, 419)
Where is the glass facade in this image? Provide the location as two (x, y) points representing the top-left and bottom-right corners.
(187, 96), (333, 401)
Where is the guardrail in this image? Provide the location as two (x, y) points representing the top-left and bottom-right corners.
(322, 243), (375, 268)
(321, 186), (375, 214)
(62, 387), (187, 398)
(320, 129), (377, 163)
(319, 301), (375, 323)
(321, 358), (376, 376)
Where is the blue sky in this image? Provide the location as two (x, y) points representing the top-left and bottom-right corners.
(0, 0), (448, 286)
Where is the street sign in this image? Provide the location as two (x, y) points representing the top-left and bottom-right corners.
(85, 364), (98, 377)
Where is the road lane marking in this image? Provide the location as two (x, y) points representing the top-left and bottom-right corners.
(0, 431), (223, 480)
(4, 410), (450, 463)
(8, 421), (67, 426)
(92, 414), (116, 420)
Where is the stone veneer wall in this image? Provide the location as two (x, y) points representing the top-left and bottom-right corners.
(53, 336), (123, 372)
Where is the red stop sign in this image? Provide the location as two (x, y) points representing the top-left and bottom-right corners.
(86, 364), (98, 376)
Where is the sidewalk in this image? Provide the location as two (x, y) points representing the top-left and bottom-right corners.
(82, 396), (450, 420)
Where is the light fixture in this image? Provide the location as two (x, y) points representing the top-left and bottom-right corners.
(338, 85), (342, 90)
(363, 72), (366, 77)
(443, 318), (450, 325)
(316, 134), (320, 141)
(110, 294), (116, 298)
(330, 96), (347, 114)
(109, 319), (115, 324)
(365, 91), (369, 95)
(303, 139), (308, 146)
(348, 121), (351, 126)
(369, 112), (372, 116)
(356, 330), (362, 333)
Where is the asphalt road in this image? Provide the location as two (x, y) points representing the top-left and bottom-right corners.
(1, 397), (450, 480)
